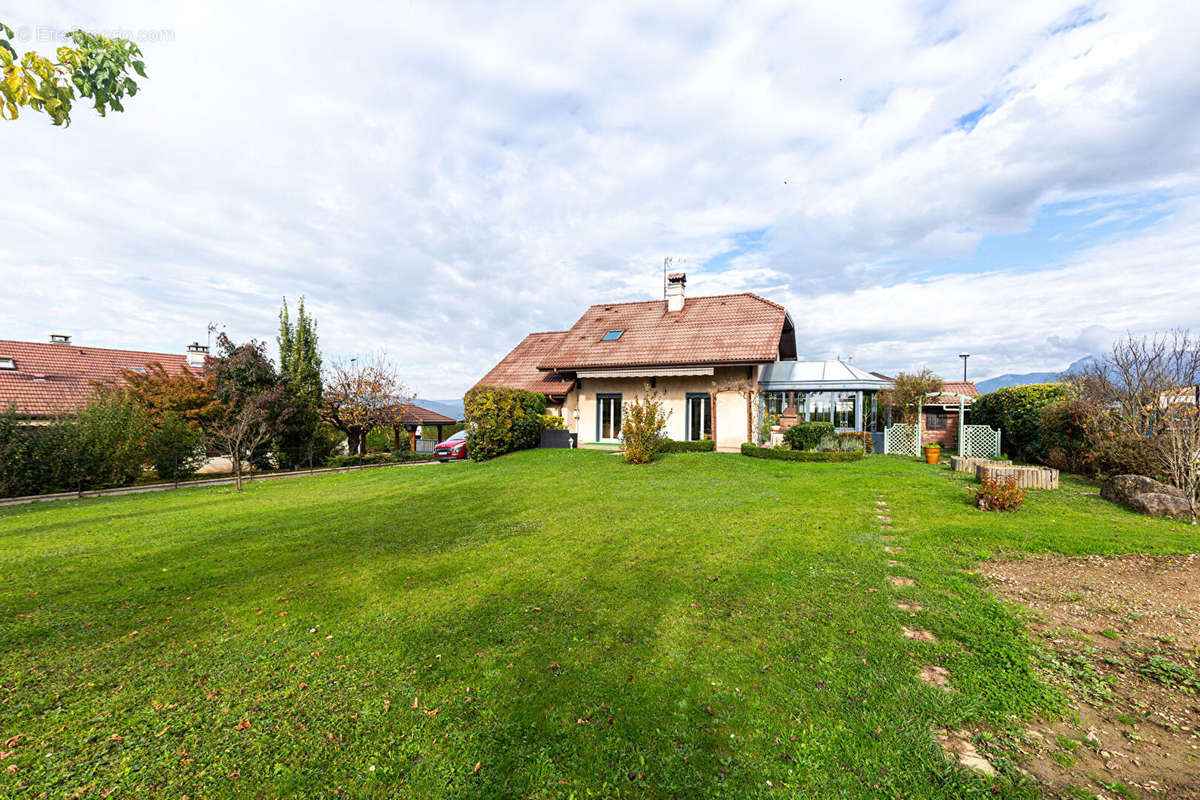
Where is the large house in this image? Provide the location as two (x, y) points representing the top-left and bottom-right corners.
(0, 334), (206, 420)
(474, 273), (894, 451)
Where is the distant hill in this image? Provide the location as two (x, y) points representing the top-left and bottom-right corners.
(976, 356), (1094, 395)
(413, 397), (465, 420)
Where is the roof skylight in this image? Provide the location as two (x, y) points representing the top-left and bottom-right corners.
(0, 357), (14, 370)
(601, 329), (624, 341)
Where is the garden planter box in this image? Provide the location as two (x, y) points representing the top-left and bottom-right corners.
(950, 456), (1011, 473)
(977, 464), (1059, 489)
(539, 430), (578, 449)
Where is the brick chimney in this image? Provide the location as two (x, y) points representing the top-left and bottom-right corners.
(666, 272), (686, 312)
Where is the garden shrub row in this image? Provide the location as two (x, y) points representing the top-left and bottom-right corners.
(463, 386), (548, 461)
(326, 451), (433, 468)
(740, 443), (864, 462)
(970, 383), (1071, 462)
(659, 438), (716, 453)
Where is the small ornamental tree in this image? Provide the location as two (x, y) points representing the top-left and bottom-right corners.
(276, 297), (323, 464)
(880, 369), (943, 423)
(620, 389), (669, 464)
(146, 413), (207, 483)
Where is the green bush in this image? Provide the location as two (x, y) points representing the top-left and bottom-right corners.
(146, 414), (207, 482)
(659, 438), (716, 453)
(740, 442), (863, 462)
(839, 430), (874, 454)
(971, 383), (1071, 462)
(0, 394), (152, 498)
(540, 414), (566, 430)
(620, 390), (668, 464)
(1089, 434), (1160, 479)
(783, 421), (835, 451)
(326, 451), (433, 468)
(463, 386), (547, 461)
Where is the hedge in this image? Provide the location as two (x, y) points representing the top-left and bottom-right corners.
(740, 443), (864, 462)
(463, 386), (547, 461)
(971, 383), (1071, 462)
(659, 438), (716, 453)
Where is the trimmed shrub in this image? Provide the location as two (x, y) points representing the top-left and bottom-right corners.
(973, 476), (1025, 512)
(620, 390), (669, 464)
(971, 383), (1072, 462)
(659, 438), (716, 453)
(540, 414), (566, 430)
(740, 442), (863, 462)
(1090, 434), (1160, 480)
(783, 421), (835, 451)
(463, 386), (547, 462)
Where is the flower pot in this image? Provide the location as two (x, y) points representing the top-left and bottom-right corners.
(924, 446), (941, 464)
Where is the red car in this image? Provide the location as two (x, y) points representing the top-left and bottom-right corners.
(434, 430), (469, 461)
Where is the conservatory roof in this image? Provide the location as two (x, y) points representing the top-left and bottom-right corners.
(759, 360), (893, 391)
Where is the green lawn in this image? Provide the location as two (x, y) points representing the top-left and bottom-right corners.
(1, 450), (1195, 798)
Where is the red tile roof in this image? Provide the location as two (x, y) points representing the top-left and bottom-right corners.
(473, 332), (576, 398)
(396, 403), (459, 425)
(537, 293), (789, 370)
(0, 339), (200, 418)
(928, 381), (980, 405)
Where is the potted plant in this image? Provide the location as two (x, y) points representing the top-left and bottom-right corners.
(923, 442), (941, 464)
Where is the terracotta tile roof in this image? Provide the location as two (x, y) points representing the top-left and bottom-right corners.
(473, 332), (576, 398)
(537, 293), (789, 370)
(396, 403), (459, 425)
(0, 339), (200, 418)
(928, 381), (980, 405)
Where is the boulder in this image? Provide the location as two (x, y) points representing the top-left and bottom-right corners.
(1127, 492), (1192, 518)
(1101, 475), (1185, 505)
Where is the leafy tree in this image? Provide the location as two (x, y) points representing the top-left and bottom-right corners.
(880, 369), (943, 423)
(207, 331), (294, 480)
(971, 383), (1072, 462)
(322, 356), (411, 456)
(1, 21), (146, 125)
(276, 297), (323, 464)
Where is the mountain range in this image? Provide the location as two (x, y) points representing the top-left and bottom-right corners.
(413, 397), (465, 420)
(975, 356), (1095, 394)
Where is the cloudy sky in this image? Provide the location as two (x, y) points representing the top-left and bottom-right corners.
(4, 1), (1200, 399)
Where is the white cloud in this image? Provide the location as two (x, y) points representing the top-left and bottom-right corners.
(0, 0), (1199, 397)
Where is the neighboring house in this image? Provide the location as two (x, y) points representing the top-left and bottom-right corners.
(474, 273), (893, 452)
(0, 334), (206, 420)
(921, 381), (980, 447)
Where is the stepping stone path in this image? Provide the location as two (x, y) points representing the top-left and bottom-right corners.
(888, 576), (914, 587)
(895, 602), (923, 611)
(902, 627), (938, 643)
(918, 665), (952, 690)
(876, 515), (891, 522)
(887, 559), (902, 567)
(934, 729), (996, 777)
(883, 545), (902, 553)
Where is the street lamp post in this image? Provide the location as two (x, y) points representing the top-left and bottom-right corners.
(959, 353), (969, 383)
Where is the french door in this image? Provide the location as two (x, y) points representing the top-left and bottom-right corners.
(686, 393), (711, 441)
(596, 394), (622, 442)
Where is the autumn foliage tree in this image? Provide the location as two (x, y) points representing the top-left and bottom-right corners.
(1, 21), (146, 125)
(322, 356), (412, 456)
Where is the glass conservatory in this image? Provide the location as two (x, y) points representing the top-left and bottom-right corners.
(759, 360), (894, 449)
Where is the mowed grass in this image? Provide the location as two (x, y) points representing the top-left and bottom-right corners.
(1, 451), (1197, 799)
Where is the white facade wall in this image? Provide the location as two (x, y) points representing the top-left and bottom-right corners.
(566, 366), (761, 447)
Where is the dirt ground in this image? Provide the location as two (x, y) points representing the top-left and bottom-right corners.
(984, 554), (1200, 799)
